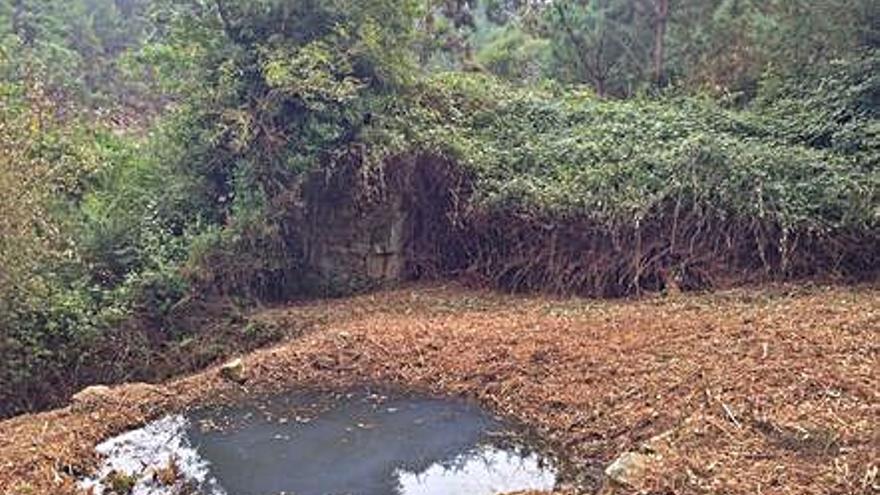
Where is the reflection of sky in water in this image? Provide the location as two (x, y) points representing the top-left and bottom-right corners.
(396, 446), (556, 495)
(80, 415), (227, 495)
(81, 392), (556, 495)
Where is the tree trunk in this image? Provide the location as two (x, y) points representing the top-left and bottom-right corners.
(594, 76), (606, 98)
(652, 0), (669, 86)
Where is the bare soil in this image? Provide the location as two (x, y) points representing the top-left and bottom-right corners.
(1, 283), (877, 495)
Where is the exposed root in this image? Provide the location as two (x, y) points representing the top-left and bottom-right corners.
(385, 155), (880, 296)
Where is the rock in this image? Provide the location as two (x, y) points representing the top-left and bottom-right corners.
(71, 385), (112, 409)
(71, 383), (166, 412)
(219, 358), (246, 384)
(604, 451), (655, 489)
(602, 430), (676, 492)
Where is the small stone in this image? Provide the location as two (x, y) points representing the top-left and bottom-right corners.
(219, 358), (246, 384)
(604, 451), (655, 489)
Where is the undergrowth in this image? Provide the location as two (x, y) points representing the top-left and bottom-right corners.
(383, 63), (879, 295)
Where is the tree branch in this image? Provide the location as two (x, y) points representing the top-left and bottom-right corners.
(554, 1), (604, 94)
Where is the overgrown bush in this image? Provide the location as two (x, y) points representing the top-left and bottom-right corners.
(0, 74), (105, 414)
(0, 66), (245, 416)
(752, 50), (879, 162)
(392, 69), (879, 294)
(0, 0), (424, 417)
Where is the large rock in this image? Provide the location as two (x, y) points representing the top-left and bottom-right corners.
(71, 383), (165, 412)
(604, 431), (673, 491)
(71, 385), (113, 408)
(219, 358), (246, 384)
(604, 451), (654, 488)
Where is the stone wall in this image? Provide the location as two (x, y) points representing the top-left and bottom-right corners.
(302, 164), (411, 288)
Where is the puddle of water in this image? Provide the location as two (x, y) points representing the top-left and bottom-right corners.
(82, 391), (557, 495)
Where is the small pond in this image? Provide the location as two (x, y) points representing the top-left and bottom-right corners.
(82, 390), (558, 495)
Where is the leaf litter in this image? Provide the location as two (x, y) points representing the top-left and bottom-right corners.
(0, 283), (877, 495)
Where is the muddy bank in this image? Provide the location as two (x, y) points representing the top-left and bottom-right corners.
(1, 283), (878, 494)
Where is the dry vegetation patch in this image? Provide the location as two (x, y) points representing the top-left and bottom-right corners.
(1, 283), (877, 494)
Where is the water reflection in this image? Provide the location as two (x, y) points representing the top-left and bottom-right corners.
(396, 446), (555, 495)
(82, 391), (557, 495)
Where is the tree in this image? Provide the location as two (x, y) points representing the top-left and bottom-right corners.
(666, 0), (875, 101)
(546, 0), (648, 97)
(476, 22), (549, 82)
(418, 0), (480, 69)
(645, 0), (668, 86)
(0, 0), (154, 114)
(139, 0), (421, 220)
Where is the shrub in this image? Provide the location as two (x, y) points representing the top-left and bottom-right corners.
(391, 72), (879, 294)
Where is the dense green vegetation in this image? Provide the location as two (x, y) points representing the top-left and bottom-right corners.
(404, 69), (878, 293)
(1, 0), (877, 417)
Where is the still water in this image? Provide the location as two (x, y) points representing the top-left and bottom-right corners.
(82, 391), (557, 495)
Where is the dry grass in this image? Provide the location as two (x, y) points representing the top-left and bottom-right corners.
(1, 283), (877, 494)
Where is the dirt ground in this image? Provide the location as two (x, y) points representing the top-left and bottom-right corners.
(1, 283), (877, 495)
